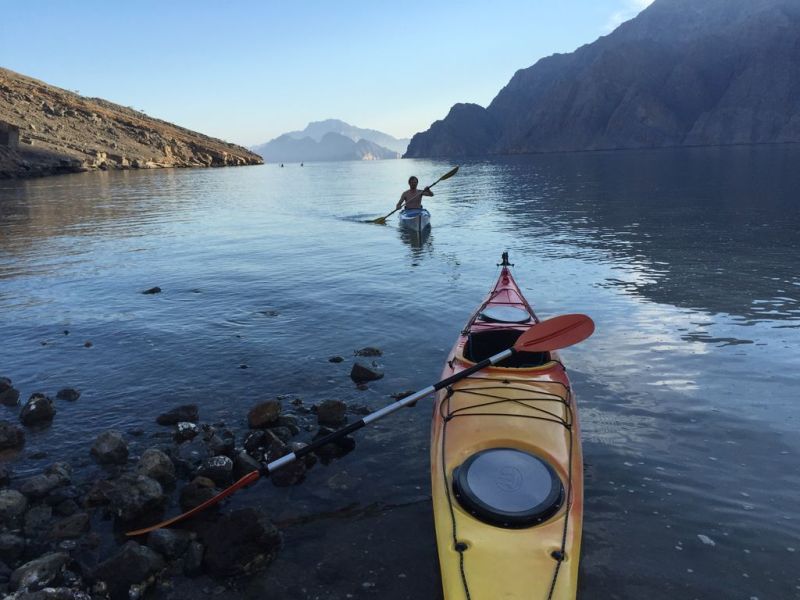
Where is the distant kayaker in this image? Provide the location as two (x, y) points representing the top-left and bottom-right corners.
(396, 176), (433, 211)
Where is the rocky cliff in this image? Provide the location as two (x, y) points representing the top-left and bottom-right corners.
(405, 0), (800, 157)
(0, 67), (263, 179)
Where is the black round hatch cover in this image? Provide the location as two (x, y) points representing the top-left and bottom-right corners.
(453, 448), (564, 528)
(479, 306), (531, 323)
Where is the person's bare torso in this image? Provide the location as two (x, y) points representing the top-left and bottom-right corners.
(401, 188), (423, 210)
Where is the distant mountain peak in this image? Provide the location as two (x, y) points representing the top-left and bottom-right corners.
(252, 119), (409, 162)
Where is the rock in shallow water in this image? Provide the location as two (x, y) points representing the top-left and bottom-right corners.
(350, 362), (384, 383)
(156, 404), (198, 426)
(90, 431), (128, 465)
(92, 541), (164, 600)
(106, 474), (165, 522)
(19, 394), (56, 427)
(0, 420), (25, 451)
(315, 399), (347, 426)
(55, 388), (80, 401)
(9, 551), (69, 591)
(0, 378), (20, 406)
(247, 399), (281, 428)
(137, 448), (176, 488)
(200, 508), (280, 577)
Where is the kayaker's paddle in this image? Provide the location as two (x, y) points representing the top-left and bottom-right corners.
(369, 166), (459, 224)
(126, 312), (594, 536)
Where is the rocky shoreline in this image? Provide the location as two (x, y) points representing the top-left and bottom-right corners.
(0, 350), (390, 599)
(0, 67), (263, 180)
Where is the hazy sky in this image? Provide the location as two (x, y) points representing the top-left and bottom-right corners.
(1, 0), (653, 147)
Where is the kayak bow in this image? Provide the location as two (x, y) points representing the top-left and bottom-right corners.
(431, 252), (585, 599)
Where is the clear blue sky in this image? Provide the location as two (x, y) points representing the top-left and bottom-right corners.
(1, 0), (652, 147)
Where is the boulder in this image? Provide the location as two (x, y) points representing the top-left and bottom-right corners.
(316, 399), (347, 426)
(136, 448), (176, 487)
(92, 541), (164, 600)
(9, 552), (69, 591)
(354, 346), (382, 357)
(172, 437), (209, 478)
(19, 394), (56, 427)
(350, 362), (384, 383)
(178, 477), (218, 512)
(106, 474), (165, 522)
(90, 430), (128, 465)
(0, 489), (27, 524)
(174, 421), (199, 442)
(23, 504), (53, 537)
(233, 450), (262, 480)
(55, 388), (80, 401)
(183, 541), (204, 576)
(202, 428), (235, 457)
(0, 532), (24, 563)
(0, 420), (25, 451)
(156, 404), (198, 425)
(0, 378), (20, 406)
(200, 508), (280, 577)
(197, 455), (233, 487)
(50, 512), (90, 539)
(146, 528), (192, 560)
(312, 427), (356, 461)
(247, 399), (281, 428)
(19, 473), (64, 500)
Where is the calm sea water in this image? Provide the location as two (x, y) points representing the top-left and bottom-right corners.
(1, 147), (799, 599)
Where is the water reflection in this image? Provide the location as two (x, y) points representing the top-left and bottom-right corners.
(453, 147), (800, 323)
(1, 153), (799, 600)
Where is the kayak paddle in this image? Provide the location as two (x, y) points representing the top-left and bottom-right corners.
(369, 166), (459, 224)
(126, 312), (593, 536)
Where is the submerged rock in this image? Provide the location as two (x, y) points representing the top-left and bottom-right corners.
(0, 378), (20, 406)
(354, 346), (383, 357)
(0, 489), (27, 525)
(147, 528), (192, 560)
(90, 431), (128, 465)
(312, 427), (356, 461)
(179, 477), (218, 512)
(55, 388), (80, 401)
(247, 399), (281, 428)
(200, 508), (280, 577)
(350, 362), (384, 383)
(0, 420), (25, 451)
(316, 399), (347, 426)
(156, 404), (198, 425)
(92, 541), (164, 600)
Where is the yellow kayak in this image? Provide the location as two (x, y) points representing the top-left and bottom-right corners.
(431, 254), (584, 599)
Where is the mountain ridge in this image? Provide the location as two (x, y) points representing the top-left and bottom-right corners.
(405, 0), (800, 157)
(0, 67), (262, 179)
(252, 119), (406, 162)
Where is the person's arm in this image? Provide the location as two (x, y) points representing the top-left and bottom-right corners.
(396, 193), (406, 210)
(423, 186), (434, 197)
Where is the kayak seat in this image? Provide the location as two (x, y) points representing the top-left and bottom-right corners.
(465, 329), (550, 368)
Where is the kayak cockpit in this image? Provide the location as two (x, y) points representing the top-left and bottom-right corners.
(464, 329), (551, 368)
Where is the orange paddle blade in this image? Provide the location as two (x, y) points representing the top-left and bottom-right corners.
(126, 470), (261, 536)
(514, 314), (595, 352)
